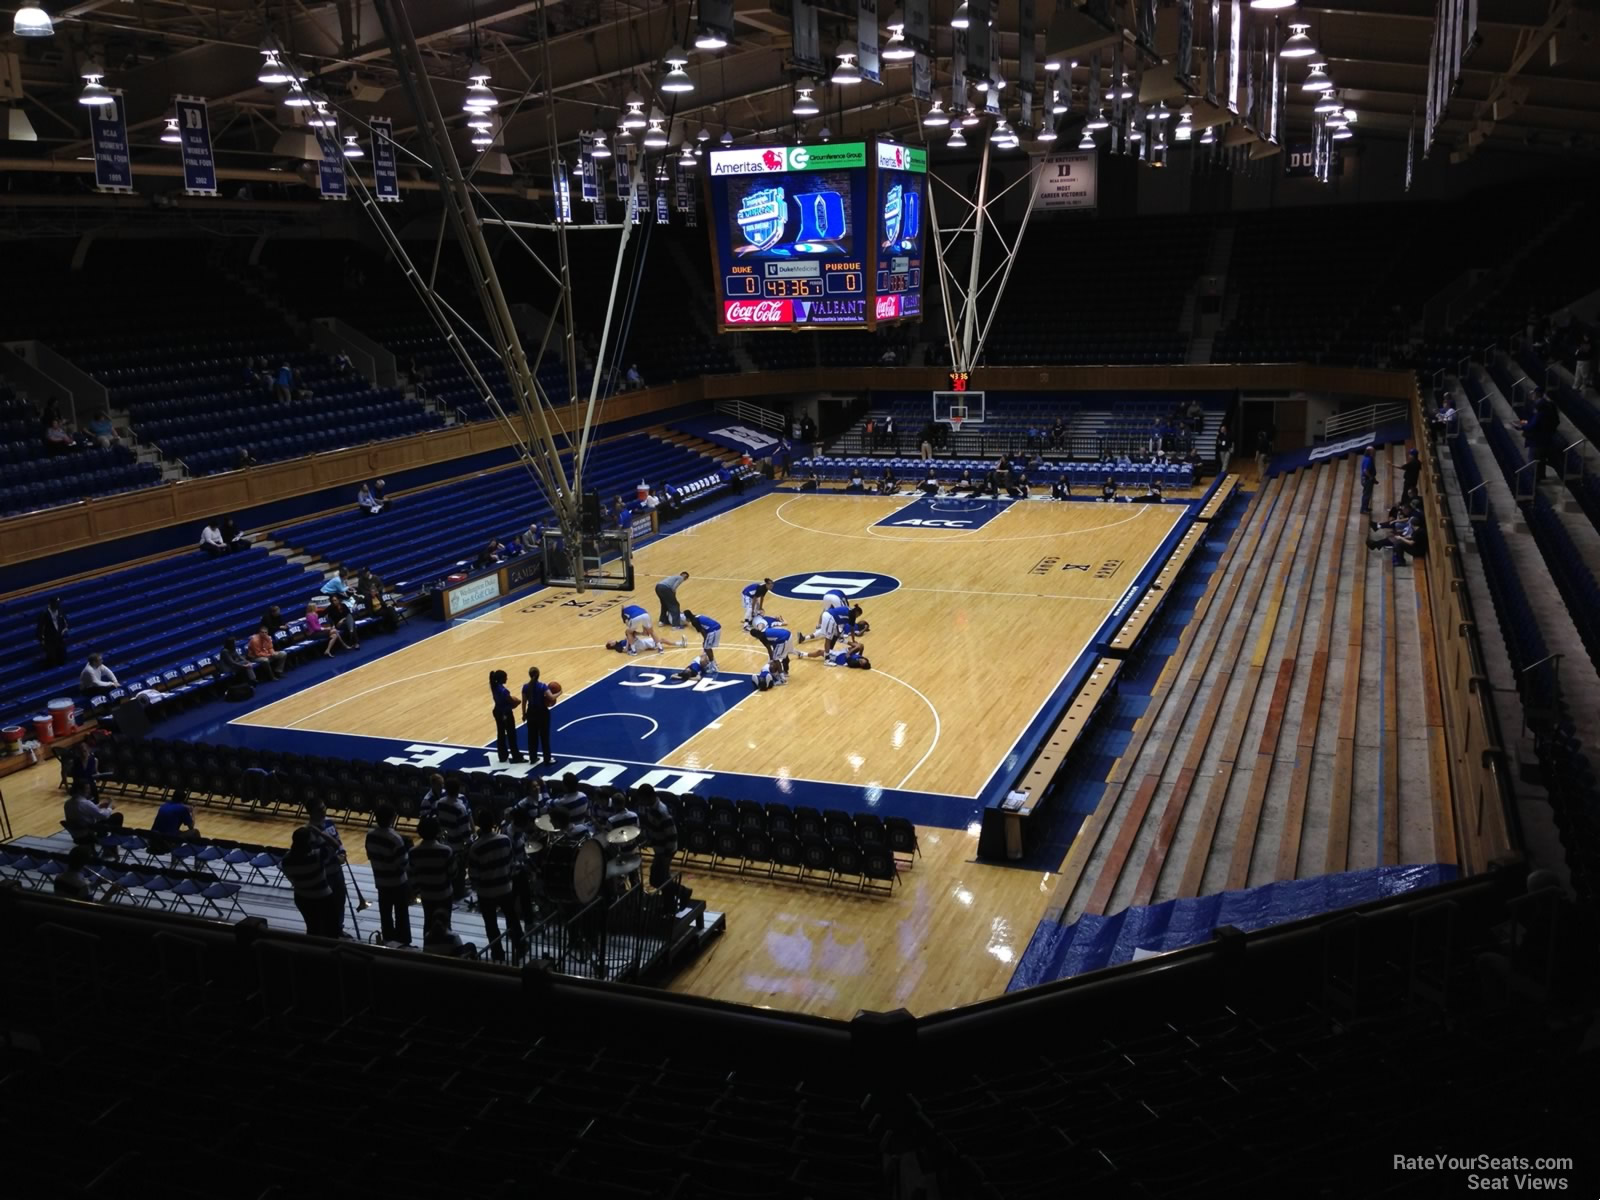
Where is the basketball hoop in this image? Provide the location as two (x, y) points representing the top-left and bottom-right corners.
(949, 416), (963, 434)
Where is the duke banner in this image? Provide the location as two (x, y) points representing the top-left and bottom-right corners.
(173, 96), (217, 196)
(371, 117), (400, 201)
(313, 125), (348, 199)
(579, 133), (598, 202)
(556, 164), (572, 223)
(858, 0), (880, 84)
(655, 176), (670, 224)
(1031, 151), (1097, 210)
(674, 163), (695, 227)
(90, 89), (132, 193)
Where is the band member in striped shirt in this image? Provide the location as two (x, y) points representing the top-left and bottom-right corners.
(467, 810), (526, 962)
(409, 816), (456, 941)
(636, 785), (678, 890)
(364, 802), (412, 947)
(302, 800), (347, 937)
(423, 784), (474, 900)
(282, 826), (340, 937)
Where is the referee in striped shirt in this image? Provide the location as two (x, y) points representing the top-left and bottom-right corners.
(364, 803), (412, 947)
(467, 810), (525, 962)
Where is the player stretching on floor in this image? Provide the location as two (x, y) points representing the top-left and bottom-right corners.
(741, 579), (773, 630)
(815, 633), (871, 668)
(799, 601), (863, 648)
(674, 610), (722, 680)
(751, 617), (792, 686)
(606, 603), (682, 654)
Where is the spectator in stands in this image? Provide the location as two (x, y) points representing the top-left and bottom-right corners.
(1369, 505), (1427, 566)
(660, 484), (683, 519)
(246, 625), (287, 680)
(475, 539), (504, 570)
(43, 417), (79, 456)
(151, 791), (197, 836)
(320, 573), (351, 599)
(1187, 399), (1205, 432)
(219, 516), (247, 552)
(423, 910), (472, 958)
(1359, 448), (1377, 515)
(639, 487), (661, 512)
(523, 519), (542, 552)
(1400, 447), (1422, 500)
(85, 411), (118, 449)
(611, 495), (627, 527)
(624, 363), (643, 390)
(877, 466), (897, 495)
(374, 479), (390, 510)
(79, 652), (118, 693)
(63, 783), (122, 840)
(218, 636), (258, 686)
(360, 583), (400, 634)
(1216, 424), (1232, 471)
(1429, 399), (1457, 436)
(283, 826), (341, 938)
(37, 596), (69, 666)
(305, 603), (344, 657)
(236, 446), (257, 470)
(199, 519), (228, 557)
(1051, 416), (1067, 451)
(365, 802), (412, 947)
(260, 604), (286, 636)
(882, 414), (895, 450)
(1518, 391), (1561, 482)
(410, 816), (456, 937)
(920, 469), (940, 495)
(273, 362), (293, 404)
(70, 740), (105, 802)
(635, 785), (677, 889)
(357, 480), (385, 516)
(468, 809), (526, 962)
(553, 772), (592, 827)
(53, 844), (109, 902)
(326, 595), (360, 649)
(1254, 428), (1272, 472)
(1574, 333), (1594, 390)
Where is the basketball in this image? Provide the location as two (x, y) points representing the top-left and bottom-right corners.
(546, 682), (562, 705)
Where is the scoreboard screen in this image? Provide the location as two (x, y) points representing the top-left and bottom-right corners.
(872, 141), (927, 324)
(708, 143), (870, 330)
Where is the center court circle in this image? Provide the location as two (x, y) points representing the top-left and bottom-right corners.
(770, 571), (901, 600)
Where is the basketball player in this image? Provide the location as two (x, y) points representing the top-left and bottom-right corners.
(810, 633), (870, 668)
(740, 578), (773, 630)
(754, 618), (792, 685)
(795, 588), (846, 643)
(606, 603), (681, 654)
(798, 601), (862, 648)
(674, 610), (721, 680)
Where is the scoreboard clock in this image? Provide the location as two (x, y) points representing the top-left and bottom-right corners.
(706, 140), (928, 333)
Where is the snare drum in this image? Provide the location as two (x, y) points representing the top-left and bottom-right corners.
(604, 824), (642, 853)
(541, 836), (604, 905)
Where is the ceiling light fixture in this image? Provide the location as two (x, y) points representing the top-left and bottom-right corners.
(989, 118), (1014, 144)
(161, 117), (181, 143)
(693, 23), (728, 51)
(962, 105), (981, 127)
(1175, 105), (1194, 141)
(591, 130), (612, 158)
(12, 3), (53, 37)
(923, 99), (949, 127)
(883, 9), (915, 61)
(342, 133), (364, 158)
(1332, 125), (1352, 140)
(720, 129), (733, 146)
(952, 2), (970, 30)
(464, 59), (497, 112)
(948, 126), (967, 148)
(1314, 91), (1342, 115)
(1249, 0), (1297, 9)
(1086, 109), (1109, 131)
(282, 78), (312, 108)
(258, 50), (292, 87)
(78, 67), (113, 107)
(467, 111), (494, 131)
(643, 107), (668, 149)
(1301, 62), (1333, 92)
(307, 97), (336, 128)
(832, 44), (862, 85)
(1078, 130), (1095, 149)
(622, 93), (648, 130)
(1037, 123), (1058, 143)
(696, 125), (711, 142)
(1281, 23), (1316, 59)
(661, 45), (694, 93)
(793, 81), (820, 116)
(472, 127), (493, 147)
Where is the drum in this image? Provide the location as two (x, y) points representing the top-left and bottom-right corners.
(534, 813), (559, 834)
(542, 836), (604, 905)
(605, 824), (642, 853)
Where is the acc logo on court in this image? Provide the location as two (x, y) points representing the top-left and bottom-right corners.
(770, 571), (901, 599)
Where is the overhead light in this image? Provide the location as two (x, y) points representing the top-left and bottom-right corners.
(793, 82), (820, 116)
(1051, 82), (1068, 116)
(679, 143), (696, 164)
(622, 93), (647, 130)
(283, 79), (312, 108)
(952, 2), (970, 30)
(694, 26), (728, 52)
(923, 100), (949, 128)
(1301, 62), (1333, 92)
(961, 105), (981, 127)
(883, 10), (915, 61)
(467, 111), (494, 131)
(1116, 74), (1134, 101)
(616, 125), (635, 147)
(591, 131), (612, 158)
(12, 3), (53, 37)
(661, 45), (694, 93)
(664, 45), (690, 69)
(1129, 125), (1143, 142)
(342, 133), (364, 158)
(694, 144), (704, 157)
(1148, 101), (1170, 121)
(1250, 0), (1297, 9)
(161, 117), (181, 143)
(1037, 124), (1058, 143)
(643, 108), (668, 149)
(696, 124), (711, 142)
(948, 126), (967, 149)
(258, 50), (292, 86)
(1332, 126), (1352, 140)
(1200, 125), (1216, 144)
(79, 73), (114, 107)
(464, 59), (497, 112)
(720, 129), (733, 146)
(989, 118), (1013, 144)
(1175, 105), (1193, 141)
(1281, 23), (1316, 59)
(833, 45), (862, 86)
(472, 127), (493, 147)
(1044, 51), (1063, 72)
(1325, 108), (1349, 128)
(818, 124), (832, 142)
(1086, 109), (1109, 130)
(1314, 91), (1342, 115)
(307, 96), (336, 128)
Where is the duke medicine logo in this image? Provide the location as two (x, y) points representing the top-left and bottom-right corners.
(770, 571), (901, 600)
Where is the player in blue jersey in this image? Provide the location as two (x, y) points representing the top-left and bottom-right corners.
(820, 634), (870, 669)
(753, 619), (792, 686)
(740, 578), (773, 630)
(674, 610), (722, 680)
(606, 603), (682, 654)
(799, 602), (863, 649)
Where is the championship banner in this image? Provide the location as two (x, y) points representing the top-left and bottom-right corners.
(951, 30), (967, 95)
(556, 163), (572, 223)
(965, 0), (991, 84)
(1018, 0), (1036, 131)
(912, 51), (932, 101)
(986, 34), (1002, 114)
(1227, 0), (1242, 115)
(791, 0), (825, 75)
(313, 125), (348, 199)
(903, 0), (932, 52)
(173, 96), (217, 196)
(579, 132), (599, 202)
(674, 162), (694, 227)
(616, 154), (632, 200)
(858, 0), (881, 84)
(1405, 110), (1415, 192)
(371, 117), (400, 201)
(89, 89), (132, 193)
(655, 175), (669, 224)
(1176, 0), (1194, 87)
(1031, 151), (1097, 210)
(1208, 0), (1220, 102)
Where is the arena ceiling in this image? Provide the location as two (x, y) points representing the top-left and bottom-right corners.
(2, 0), (1599, 183)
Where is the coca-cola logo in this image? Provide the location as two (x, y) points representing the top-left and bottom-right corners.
(724, 299), (792, 324)
(875, 294), (901, 320)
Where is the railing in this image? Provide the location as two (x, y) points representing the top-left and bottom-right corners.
(1515, 654), (1564, 736)
(1324, 401), (1409, 440)
(489, 877), (677, 982)
(714, 397), (786, 433)
(1512, 459), (1539, 503)
(1465, 481), (1489, 521)
(1562, 439), (1587, 481)
(1411, 381), (1521, 874)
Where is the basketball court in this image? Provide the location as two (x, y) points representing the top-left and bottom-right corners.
(230, 490), (1188, 827)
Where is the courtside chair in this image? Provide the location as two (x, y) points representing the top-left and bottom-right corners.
(886, 817), (920, 867)
(829, 839), (865, 890)
(711, 827), (743, 872)
(861, 847), (898, 893)
(798, 834), (832, 885)
(794, 806), (824, 841)
(739, 827), (773, 877)
(769, 832), (803, 882)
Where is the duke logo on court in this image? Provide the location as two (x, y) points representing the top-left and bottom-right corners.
(770, 571), (901, 599)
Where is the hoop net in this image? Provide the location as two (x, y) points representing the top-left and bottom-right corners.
(948, 416), (963, 434)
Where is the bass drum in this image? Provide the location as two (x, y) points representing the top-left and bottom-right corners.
(542, 836), (605, 905)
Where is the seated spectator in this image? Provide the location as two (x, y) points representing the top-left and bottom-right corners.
(374, 479), (391, 510)
(877, 467), (897, 495)
(246, 625), (287, 679)
(423, 910), (473, 958)
(1574, 333), (1594, 390)
(326, 595), (360, 649)
(79, 653), (118, 692)
(305, 603), (351, 657)
(85, 411), (119, 449)
(43, 417), (78, 456)
(361, 584), (400, 634)
(659, 485), (682, 518)
(70, 740), (105, 801)
(53, 844), (110, 902)
(1429, 399), (1457, 435)
(151, 792), (198, 836)
(357, 481), (385, 516)
(1368, 505), (1428, 566)
(523, 520), (543, 551)
(474, 539), (504, 570)
(260, 604), (286, 636)
(1102, 475), (1119, 501)
(846, 468), (865, 492)
(236, 446), (257, 470)
(624, 363), (643, 390)
(218, 636), (258, 685)
(63, 784), (122, 840)
(199, 519), (228, 557)
(219, 516), (248, 552)
(639, 488), (660, 511)
(320, 574), (351, 599)
(919, 471), (940, 495)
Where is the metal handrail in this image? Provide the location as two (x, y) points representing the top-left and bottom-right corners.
(1465, 480), (1489, 520)
(1561, 439), (1586, 480)
(1323, 401), (1408, 440)
(1512, 459), (1538, 502)
(1517, 653), (1564, 735)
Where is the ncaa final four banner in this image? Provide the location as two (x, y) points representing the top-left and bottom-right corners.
(173, 96), (217, 196)
(371, 117), (400, 202)
(89, 89), (132, 193)
(313, 125), (348, 199)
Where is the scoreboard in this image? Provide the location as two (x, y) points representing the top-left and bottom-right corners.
(706, 140), (927, 333)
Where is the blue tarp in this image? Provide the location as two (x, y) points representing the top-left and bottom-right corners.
(1008, 863), (1459, 991)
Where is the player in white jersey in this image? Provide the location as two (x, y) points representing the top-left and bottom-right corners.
(796, 591), (845, 643)
(740, 579), (773, 630)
